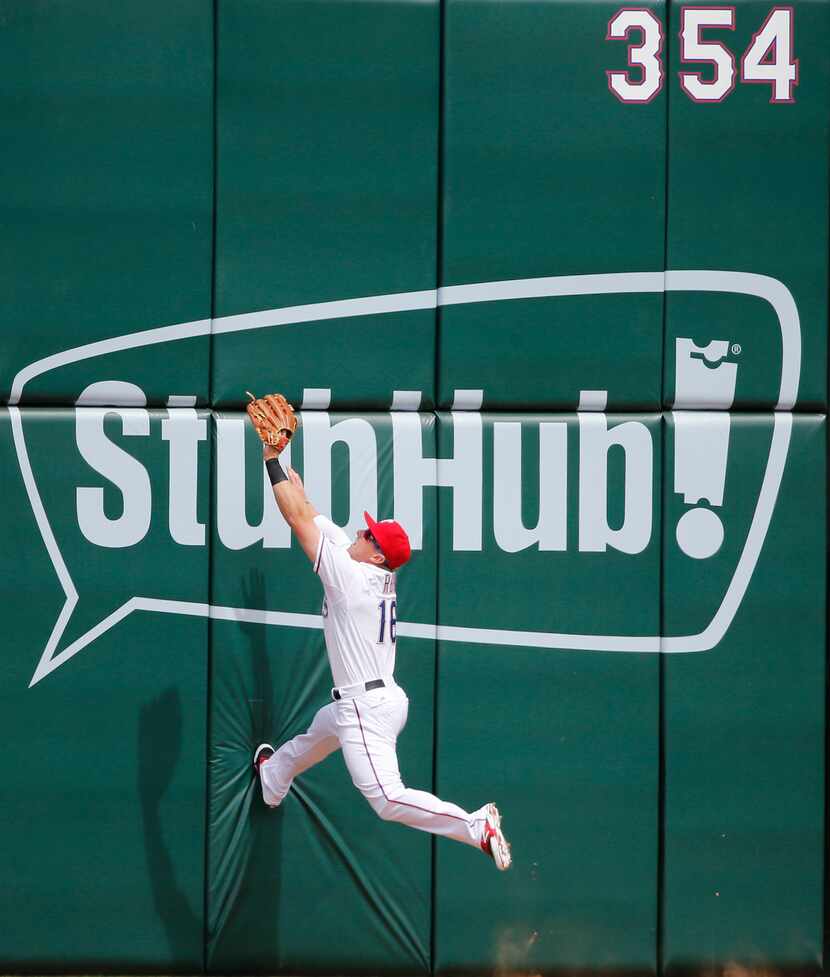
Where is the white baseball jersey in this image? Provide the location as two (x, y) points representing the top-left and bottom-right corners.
(312, 515), (397, 689)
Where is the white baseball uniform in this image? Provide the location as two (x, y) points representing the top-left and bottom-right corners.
(259, 514), (488, 848)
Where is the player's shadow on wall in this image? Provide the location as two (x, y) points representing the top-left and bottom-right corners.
(205, 568), (285, 971)
(137, 687), (201, 968)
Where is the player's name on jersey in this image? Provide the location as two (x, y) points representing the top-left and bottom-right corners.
(68, 389), (656, 556)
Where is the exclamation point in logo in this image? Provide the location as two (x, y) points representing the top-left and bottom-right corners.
(673, 412), (731, 559)
(672, 338), (739, 559)
(672, 339), (738, 560)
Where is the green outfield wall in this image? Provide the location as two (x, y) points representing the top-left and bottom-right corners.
(0, 0), (827, 974)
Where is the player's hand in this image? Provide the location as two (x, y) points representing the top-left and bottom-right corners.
(263, 443), (279, 461)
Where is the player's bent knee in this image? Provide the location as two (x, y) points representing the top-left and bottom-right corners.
(373, 794), (412, 823)
(360, 789), (398, 821)
(356, 776), (410, 819)
(364, 792), (390, 819)
(377, 801), (396, 821)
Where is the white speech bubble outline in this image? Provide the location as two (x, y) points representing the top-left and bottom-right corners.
(7, 270), (799, 687)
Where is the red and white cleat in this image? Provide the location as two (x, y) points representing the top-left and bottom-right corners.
(253, 743), (275, 772)
(480, 803), (512, 871)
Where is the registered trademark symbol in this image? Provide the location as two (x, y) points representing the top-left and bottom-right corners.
(731, 343), (742, 356)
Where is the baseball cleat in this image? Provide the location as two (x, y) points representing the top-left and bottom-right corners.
(480, 802), (512, 871)
(253, 743), (275, 772)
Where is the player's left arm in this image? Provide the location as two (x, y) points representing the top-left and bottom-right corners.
(264, 445), (320, 563)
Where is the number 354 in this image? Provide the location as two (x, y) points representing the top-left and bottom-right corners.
(606, 6), (798, 104)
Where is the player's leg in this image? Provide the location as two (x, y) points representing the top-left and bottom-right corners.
(337, 688), (491, 849)
(258, 701), (340, 808)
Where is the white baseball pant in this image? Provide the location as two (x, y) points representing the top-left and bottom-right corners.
(259, 683), (487, 848)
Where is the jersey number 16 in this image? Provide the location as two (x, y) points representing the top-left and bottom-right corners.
(377, 600), (397, 644)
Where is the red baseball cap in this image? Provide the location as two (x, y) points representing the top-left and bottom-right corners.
(363, 511), (411, 570)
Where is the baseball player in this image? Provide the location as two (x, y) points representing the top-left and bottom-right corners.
(246, 393), (511, 871)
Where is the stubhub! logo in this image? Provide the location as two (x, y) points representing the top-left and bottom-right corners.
(8, 271), (801, 686)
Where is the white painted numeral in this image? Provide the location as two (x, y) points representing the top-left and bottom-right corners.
(607, 4), (797, 105)
(741, 6), (798, 102)
(606, 8), (664, 103)
(678, 7), (736, 103)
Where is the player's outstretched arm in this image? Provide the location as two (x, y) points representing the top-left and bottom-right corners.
(263, 445), (320, 563)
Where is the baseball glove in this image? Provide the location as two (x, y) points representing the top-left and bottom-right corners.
(245, 391), (298, 454)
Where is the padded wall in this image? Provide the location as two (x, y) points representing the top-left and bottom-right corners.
(0, 408), (209, 969)
(434, 412), (661, 973)
(211, 0), (440, 411)
(438, 0), (667, 411)
(662, 413), (826, 972)
(1, 0), (828, 973)
(0, 1), (213, 406)
(206, 412), (437, 973)
(664, 0), (830, 410)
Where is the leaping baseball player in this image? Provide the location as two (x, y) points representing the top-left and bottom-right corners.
(245, 392), (512, 871)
